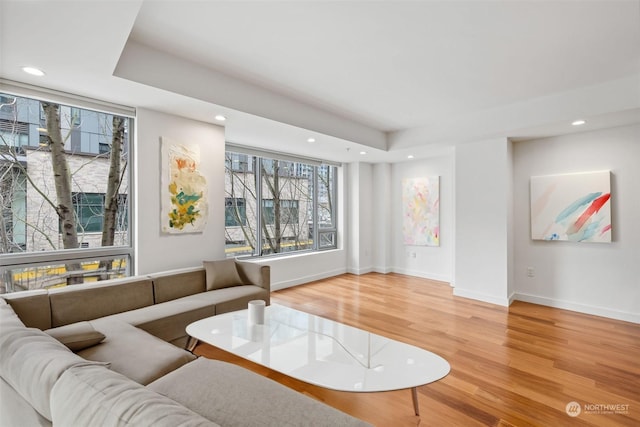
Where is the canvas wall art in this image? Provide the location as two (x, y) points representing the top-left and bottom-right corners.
(160, 138), (208, 234)
(530, 171), (611, 242)
(402, 177), (440, 246)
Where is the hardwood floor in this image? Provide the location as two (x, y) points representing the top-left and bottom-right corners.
(194, 273), (640, 426)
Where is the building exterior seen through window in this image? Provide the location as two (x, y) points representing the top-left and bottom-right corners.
(224, 151), (337, 257)
(0, 93), (132, 293)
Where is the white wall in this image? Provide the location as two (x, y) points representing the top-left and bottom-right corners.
(372, 163), (392, 273)
(454, 138), (512, 306)
(267, 249), (348, 291)
(346, 162), (374, 274)
(345, 163), (358, 273)
(390, 152), (454, 282)
(513, 124), (640, 323)
(507, 140), (515, 299)
(135, 108), (226, 274)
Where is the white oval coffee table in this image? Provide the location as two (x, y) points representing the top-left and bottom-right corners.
(187, 303), (450, 415)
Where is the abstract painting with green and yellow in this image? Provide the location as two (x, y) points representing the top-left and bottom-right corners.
(161, 138), (208, 233)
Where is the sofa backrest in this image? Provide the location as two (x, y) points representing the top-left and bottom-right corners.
(236, 261), (270, 292)
(1, 289), (52, 330)
(1, 262), (270, 330)
(148, 267), (206, 304)
(48, 276), (154, 327)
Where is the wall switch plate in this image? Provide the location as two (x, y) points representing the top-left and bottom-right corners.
(526, 267), (535, 278)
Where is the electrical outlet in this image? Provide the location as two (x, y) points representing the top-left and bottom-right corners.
(526, 267), (535, 278)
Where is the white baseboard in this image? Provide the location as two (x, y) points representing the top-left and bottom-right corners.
(391, 267), (450, 283)
(271, 267), (347, 291)
(453, 288), (511, 307)
(514, 292), (640, 324)
(345, 266), (374, 275)
(272, 266), (449, 290)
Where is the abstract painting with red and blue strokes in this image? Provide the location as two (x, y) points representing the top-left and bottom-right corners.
(530, 171), (612, 243)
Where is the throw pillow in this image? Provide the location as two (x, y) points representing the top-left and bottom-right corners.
(45, 321), (106, 352)
(203, 259), (243, 291)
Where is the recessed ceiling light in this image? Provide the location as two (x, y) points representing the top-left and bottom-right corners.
(571, 119), (586, 126)
(22, 66), (45, 77)
(407, 154), (414, 159)
(360, 151), (367, 155)
(214, 114), (226, 121)
(307, 137), (316, 143)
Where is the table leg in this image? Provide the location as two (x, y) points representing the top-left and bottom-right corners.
(411, 387), (420, 416)
(186, 337), (199, 353)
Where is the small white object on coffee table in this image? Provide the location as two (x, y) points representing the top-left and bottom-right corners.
(247, 300), (265, 325)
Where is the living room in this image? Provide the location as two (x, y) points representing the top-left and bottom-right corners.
(0, 1), (639, 426)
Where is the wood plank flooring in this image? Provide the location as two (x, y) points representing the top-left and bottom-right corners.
(194, 273), (640, 426)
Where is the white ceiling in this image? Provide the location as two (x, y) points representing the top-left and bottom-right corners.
(1, 0), (639, 163)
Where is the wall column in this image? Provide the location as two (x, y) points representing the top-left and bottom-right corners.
(454, 138), (513, 306)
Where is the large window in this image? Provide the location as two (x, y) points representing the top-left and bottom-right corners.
(0, 92), (133, 293)
(224, 150), (338, 258)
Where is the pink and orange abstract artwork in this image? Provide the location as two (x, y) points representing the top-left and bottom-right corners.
(402, 177), (440, 246)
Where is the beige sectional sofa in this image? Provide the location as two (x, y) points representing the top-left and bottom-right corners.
(0, 259), (370, 427)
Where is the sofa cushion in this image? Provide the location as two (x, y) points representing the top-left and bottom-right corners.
(148, 358), (370, 427)
(51, 364), (219, 427)
(0, 303), (106, 421)
(97, 284), (266, 344)
(102, 299), (215, 344)
(235, 261), (270, 292)
(204, 259), (243, 291)
(45, 321), (106, 352)
(48, 276), (154, 327)
(80, 319), (196, 385)
(194, 285), (269, 315)
(149, 267), (206, 303)
(1, 290), (52, 330)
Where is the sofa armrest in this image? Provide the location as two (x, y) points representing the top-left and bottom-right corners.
(235, 262), (270, 294)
